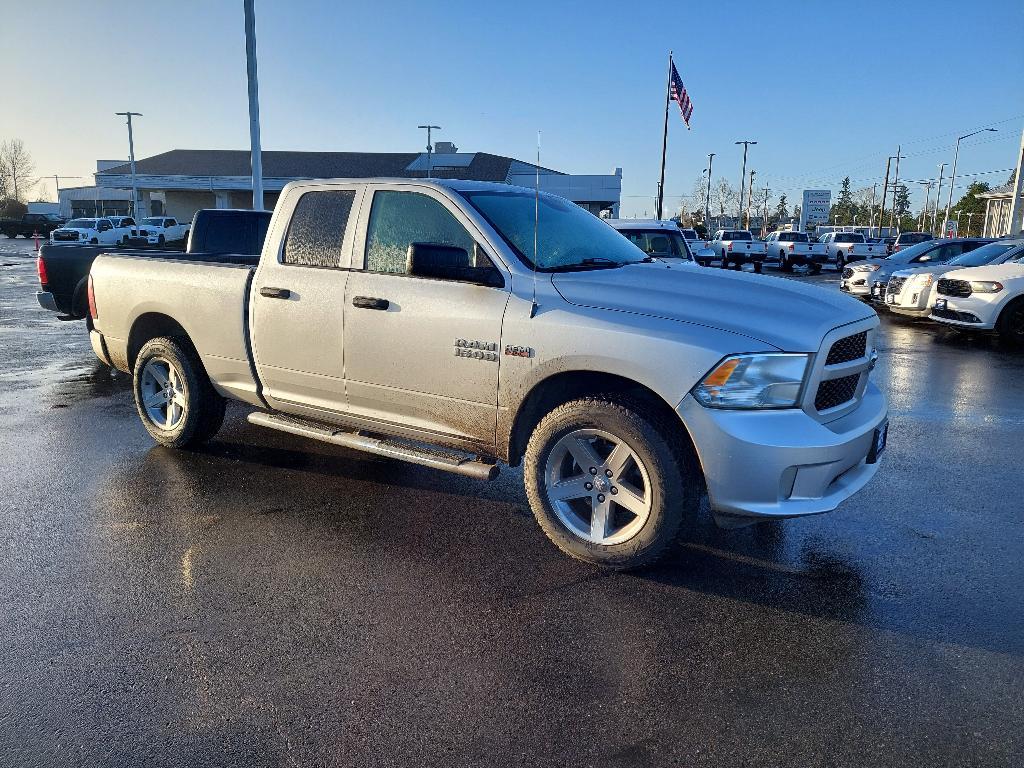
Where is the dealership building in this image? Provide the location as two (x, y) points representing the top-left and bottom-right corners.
(83, 145), (622, 221)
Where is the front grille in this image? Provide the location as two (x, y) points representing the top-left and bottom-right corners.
(825, 331), (867, 365)
(886, 277), (906, 296)
(937, 278), (971, 298)
(815, 374), (860, 411)
(841, 268), (854, 279)
(53, 231), (78, 241)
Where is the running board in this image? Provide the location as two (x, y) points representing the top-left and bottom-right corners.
(247, 411), (500, 481)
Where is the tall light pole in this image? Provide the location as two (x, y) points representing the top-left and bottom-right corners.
(703, 152), (714, 232)
(916, 180), (935, 230)
(115, 111), (142, 221)
(932, 162), (947, 234)
(878, 156), (894, 236)
(944, 128), (997, 236)
(50, 175), (80, 215)
(868, 183), (878, 231)
(966, 211), (975, 236)
(243, 0), (264, 210)
(418, 125), (441, 178)
(735, 140), (756, 226)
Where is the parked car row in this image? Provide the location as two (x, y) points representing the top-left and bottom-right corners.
(841, 236), (1024, 344)
(46, 215), (189, 246)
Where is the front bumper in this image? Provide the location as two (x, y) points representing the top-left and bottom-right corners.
(840, 273), (875, 296)
(929, 294), (1001, 329)
(678, 383), (887, 525)
(36, 291), (59, 312)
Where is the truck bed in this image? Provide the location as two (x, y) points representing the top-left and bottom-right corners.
(38, 243), (260, 317)
(89, 253), (261, 404)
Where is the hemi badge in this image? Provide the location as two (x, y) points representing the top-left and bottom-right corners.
(504, 345), (533, 358)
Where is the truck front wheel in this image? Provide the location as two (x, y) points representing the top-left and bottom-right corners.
(524, 396), (699, 569)
(132, 336), (225, 448)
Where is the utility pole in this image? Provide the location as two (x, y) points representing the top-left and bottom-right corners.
(114, 111), (142, 221)
(878, 156), (893, 237)
(868, 183), (878, 232)
(945, 128), (997, 236)
(932, 163), (947, 234)
(418, 124), (441, 179)
(703, 152), (715, 234)
(761, 184), (771, 237)
(735, 140), (756, 226)
(243, 0), (264, 210)
(745, 169), (756, 229)
(889, 145), (904, 230)
(917, 180), (935, 230)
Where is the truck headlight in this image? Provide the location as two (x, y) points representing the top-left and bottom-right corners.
(692, 353), (809, 409)
(969, 280), (1003, 293)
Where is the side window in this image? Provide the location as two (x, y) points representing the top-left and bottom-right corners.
(167, 219), (176, 227)
(365, 190), (474, 274)
(282, 190), (356, 268)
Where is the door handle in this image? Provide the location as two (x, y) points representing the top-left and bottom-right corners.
(260, 286), (291, 299)
(352, 296), (390, 310)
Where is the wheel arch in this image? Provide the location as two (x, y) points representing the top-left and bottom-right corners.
(505, 370), (698, 468)
(127, 312), (195, 371)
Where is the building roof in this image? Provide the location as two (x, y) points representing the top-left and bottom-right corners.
(97, 149), (555, 183)
(977, 182), (1023, 200)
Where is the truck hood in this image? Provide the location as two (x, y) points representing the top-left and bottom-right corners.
(551, 263), (874, 352)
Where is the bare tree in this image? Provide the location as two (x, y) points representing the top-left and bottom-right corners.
(0, 139), (36, 203)
(676, 173), (709, 225)
(711, 177), (737, 226)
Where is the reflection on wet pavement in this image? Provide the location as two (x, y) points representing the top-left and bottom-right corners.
(1, 252), (1022, 767)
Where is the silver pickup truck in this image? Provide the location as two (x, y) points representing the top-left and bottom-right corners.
(86, 179), (888, 569)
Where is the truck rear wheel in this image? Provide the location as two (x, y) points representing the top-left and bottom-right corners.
(132, 336), (225, 448)
(523, 395), (698, 570)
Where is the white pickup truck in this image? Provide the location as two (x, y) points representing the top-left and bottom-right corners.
(762, 231), (828, 274)
(818, 231), (887, 270)
(86, 179), (887, 569)
(132, 216), (189, 245)
(708, 230), (769, 272)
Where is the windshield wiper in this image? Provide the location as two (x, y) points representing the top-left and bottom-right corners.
(549, 257), (629, 272)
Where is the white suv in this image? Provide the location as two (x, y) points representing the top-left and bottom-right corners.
(930, 245), (1024, 344)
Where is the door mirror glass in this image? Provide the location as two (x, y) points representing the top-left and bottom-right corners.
(407, 242), (503, 287)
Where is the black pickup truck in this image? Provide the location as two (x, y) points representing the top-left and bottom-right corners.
(36, 208), (271, 319)
(1, 213), (65, 239)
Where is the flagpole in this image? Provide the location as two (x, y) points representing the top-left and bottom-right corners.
(656, 51), (672, 220)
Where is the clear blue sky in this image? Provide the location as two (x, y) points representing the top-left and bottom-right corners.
(4, 0), (1023, 216)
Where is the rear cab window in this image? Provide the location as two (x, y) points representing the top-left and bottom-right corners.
(282, 190), (357, 268)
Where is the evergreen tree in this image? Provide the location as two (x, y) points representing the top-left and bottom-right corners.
(774, 194), (789, 221)
(893, 184), (911, 217)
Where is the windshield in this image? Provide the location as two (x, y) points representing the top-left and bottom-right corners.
(621, 229), (691, 259)
(66, 219), (96, 228)
(460, 190), (647, 270)
(948, 242), (1017, 267)
(141, 218), (164, 225)
(887, 240), (937, 263)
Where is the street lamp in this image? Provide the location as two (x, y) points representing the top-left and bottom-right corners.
(735, 140), (756, 226)
(115, 111), (142, 221)
(944, 128), (997, 236)
(418, 125), (441, 178)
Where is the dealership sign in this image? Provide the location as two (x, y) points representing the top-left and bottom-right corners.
(802, 190), (832, 224)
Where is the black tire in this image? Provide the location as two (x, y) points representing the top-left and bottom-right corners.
(523, 395), (700, 570)
(809, 264), (822, 275)
(132, 336), (225, 448)
(836, 252), (845, 271)
(753, 261), (763, 274)
(90, 238), (98, 244)
(780, 251), (793, 272)
(158, 234), (165, 245)
(996, 298), (1024, 346)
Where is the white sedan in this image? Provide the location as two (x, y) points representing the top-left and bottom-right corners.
(133, 217), (188, 245)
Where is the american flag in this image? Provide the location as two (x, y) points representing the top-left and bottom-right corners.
(669, 61), (693, 128)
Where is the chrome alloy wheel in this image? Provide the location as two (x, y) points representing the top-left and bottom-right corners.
(543, 428), (653, 545)
(140, 357), (187, 430)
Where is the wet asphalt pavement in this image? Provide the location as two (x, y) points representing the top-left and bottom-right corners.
(1, 238), (1022, 767)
